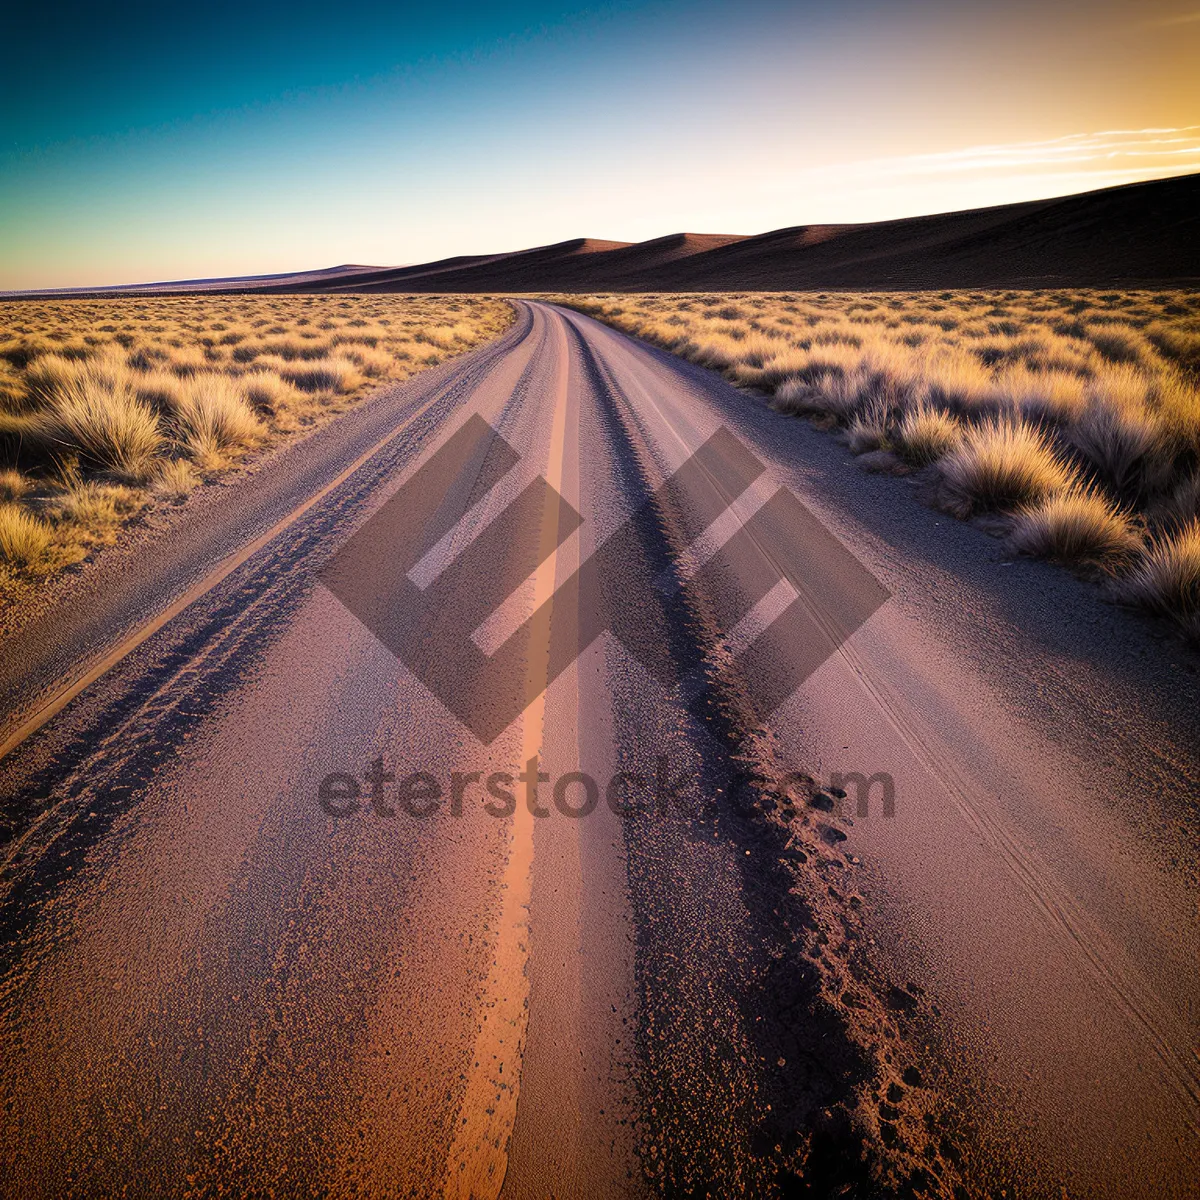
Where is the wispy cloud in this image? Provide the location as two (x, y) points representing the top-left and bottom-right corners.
(751, 128), (1200, 225)
(794, 128), (1200, 191)
(1144, 9), (1200, 27)
(868, 128), (1200, 179)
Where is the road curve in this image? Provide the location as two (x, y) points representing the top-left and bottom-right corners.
(0, 301), (1197, 1198)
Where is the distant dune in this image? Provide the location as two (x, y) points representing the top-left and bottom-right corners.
(12, 263), (390, 297)
(13, 173), (1200, 297)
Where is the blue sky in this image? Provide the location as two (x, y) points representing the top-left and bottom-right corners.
(3, 0), (1198, 288)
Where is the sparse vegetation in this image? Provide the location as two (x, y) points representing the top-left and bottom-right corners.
(1009, 489), (1141, 566)
(560, 289), (1200, 640)
(895, 405), (961, 465)
(940, 418), (1075, 516)
(0, 504), (52, 569)
(1117, 519), (1200, 632)
(0, 294), (511, 591)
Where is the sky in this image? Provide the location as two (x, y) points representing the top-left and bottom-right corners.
(2, 0), (1198, 289)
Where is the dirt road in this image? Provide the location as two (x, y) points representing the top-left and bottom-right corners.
(1, 302), (1197, 1197)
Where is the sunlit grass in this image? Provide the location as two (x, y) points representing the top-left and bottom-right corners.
(0, 294), (511, 586)
(940, 418), (1076, 516)
(1118, 519), (1200, 630)
(1009, 488), (1141, 566)
(0, 504), (52, 568)
(561, 288), (1200, 638)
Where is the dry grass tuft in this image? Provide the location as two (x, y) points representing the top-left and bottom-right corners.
(938, 419), (1076, 516)
(46, 481), (143, 535)
(0, 468), (32, 501)
(276, 357), (365, 394)
(172, 374), (264, 465)
(1069, 394), (1165, 500)
(846, 404), (892, 454)
(1009, 489), (1141, 566)
(1153, 370), (1200, 451)
(241, 370), (305, 415)
(152, 458), (199, 500)
(896, 405), (961, 465)
(34, 363), (164, 482)
(1117, 519), (1200, 634)
(0, 503), (52, 568)
(996, 366), (1087, 424)
(0, 293), (511, 588)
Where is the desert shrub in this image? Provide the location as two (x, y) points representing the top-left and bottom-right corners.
(846, 403), (892, 454)
(134, 369), (185, 411)
(1069, 373), (1166, 500)
(772, 370), (856, 422)
(939, 418), (1075, 516)
(46, 481), (142, 530)
(336, 345), (395, 378)
(0, 503), (52, 567)
(1152, 371), (1200, 452)
(126, 345), (171, 370)
(920, 349), (996, 413)
(241, 370), (305, 414)
(172, 374), (264, 463)
(1147, 322), (1200, 375)
(995, 365), (1087, 424)
(25, 352), (89, 405)
(1159, 472), (1200, 526)
(1117, 519), (1200, 633)
(896, 405), (961, 464)
(0, 364), (29, 412)
(277, 356), (365, 394)
(1009, 489), (1140, 565)
(771, 376), (824, 416)
(166, 347), (211, 377)
(152, 458), (199, 500)
(1088, 324), (1146, 363)
(34, 360), (164, 482)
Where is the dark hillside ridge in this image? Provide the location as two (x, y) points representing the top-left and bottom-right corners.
(12, 173), (1198, 297)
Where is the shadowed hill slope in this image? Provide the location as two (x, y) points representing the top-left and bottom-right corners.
(644, 173), (1200, 290)
(279, 235), (745, 294)
(11, 173), (1199, 297)
(323, 174), (1198, 292)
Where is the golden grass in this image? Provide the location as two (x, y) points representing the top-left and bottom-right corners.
(45, 481), (143, 542)
(0, 468), (31, 501)
(275, 356), (365, 394)
(846, 404), (892, 454)
(940, 418), (1076, 516)
(560, 288), (1200, 633)
(896, 405), (962, 465)
(171, 374), (265, 465)
(1118, 519), (1200, 633)
(0, 294), (511, 583)
(33, 359), (165, 482)
(1009, 489), (1141, 566)
(0, 504), (52, 568)
(151, 458), (199, 501)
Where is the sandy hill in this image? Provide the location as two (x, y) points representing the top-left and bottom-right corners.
(303, 175), (1199, 292)
(277, 236), (739, 294)
(13, 173), (1199, 297)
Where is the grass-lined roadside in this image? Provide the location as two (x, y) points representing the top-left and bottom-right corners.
(558, 290), (1200, 642)
(0, 295), (511, 598)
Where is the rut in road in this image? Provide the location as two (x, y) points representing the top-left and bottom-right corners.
(552, 315), (965, 1196)
(2, 301), (1195, 1198)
